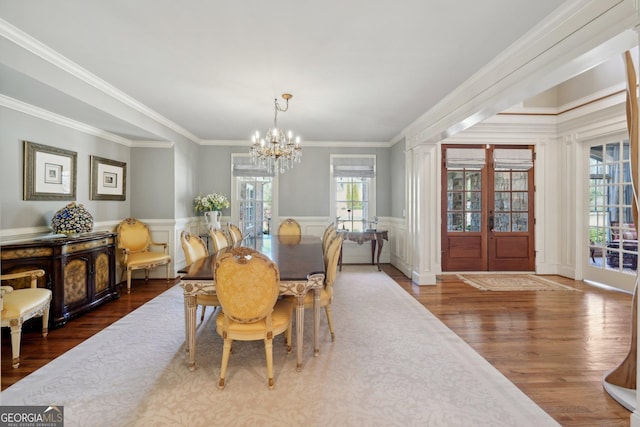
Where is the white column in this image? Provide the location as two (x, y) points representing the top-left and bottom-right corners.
(408, 142), (440, 285)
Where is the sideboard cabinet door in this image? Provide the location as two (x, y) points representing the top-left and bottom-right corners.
(1, 232), (119, 327)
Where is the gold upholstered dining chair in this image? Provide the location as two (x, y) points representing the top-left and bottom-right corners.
(322, 223), (337, 256)
(226, 223), (243, 245)
(278, 218), (301, 236)
(214, 247), (293, 390)
(180, 230), (219, 321)
(1, 269), (52, 368)
(298, 232), (344, 342)
(208, 226), (230, 253)
(116, 218), (171, 294)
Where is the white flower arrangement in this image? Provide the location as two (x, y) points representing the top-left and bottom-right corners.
(194, 192), (230, 212)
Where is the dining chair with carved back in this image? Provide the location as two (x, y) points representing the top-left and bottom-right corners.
(214, 247), (293, 390)
(226, 223), (243, 246)
(208, 226), (230, 253)
(295, 232), (343, 342)
(278, 218), (301, 236)
(322, 223), (337, 256)
(180, 230), (219, 322)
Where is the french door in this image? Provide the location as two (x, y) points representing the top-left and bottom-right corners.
(441, 144), (535, 271)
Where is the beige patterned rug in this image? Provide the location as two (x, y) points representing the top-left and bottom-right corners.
(1, 266), (559, 426)
(458, 274), (580, 291)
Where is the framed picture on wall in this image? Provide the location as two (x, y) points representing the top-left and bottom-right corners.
(24, 140), (77, 200)
(90, 155), (127, 201)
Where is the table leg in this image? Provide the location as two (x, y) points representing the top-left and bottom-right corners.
(295, 294), (305, 371)
(185, 294), (197, 371)
(376, 238), (384, 271)
(370, 239), (376, 266)
(314, 287), (321, 357)
(338, 240), (343, 271)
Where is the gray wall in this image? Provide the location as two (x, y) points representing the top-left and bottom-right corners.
(174, 138), (202, 219)
(130, 147), (175, 219)
(1, 107), (405, 232)
(390, 138), (406, 218)
(0, 107), (130, 229)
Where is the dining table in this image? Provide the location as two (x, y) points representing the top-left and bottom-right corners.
(179, 234), (325, 371)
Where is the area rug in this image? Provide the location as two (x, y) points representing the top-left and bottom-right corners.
(0, 266), (559, 427)
(458, 273), (579, 291)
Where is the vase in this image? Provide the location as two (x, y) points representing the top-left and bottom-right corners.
(204, 211), (221, 230)
(51, 202), (94, 235)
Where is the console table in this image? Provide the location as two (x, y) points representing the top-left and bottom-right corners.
(0, 232), (119, 327)
(337, 229), (388, 271)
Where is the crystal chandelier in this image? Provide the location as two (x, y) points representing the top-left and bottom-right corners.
(250, 93), (302, 174)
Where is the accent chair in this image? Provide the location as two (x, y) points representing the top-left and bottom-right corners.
(116, 218), (171, 293)
(1, 269), (52, 368)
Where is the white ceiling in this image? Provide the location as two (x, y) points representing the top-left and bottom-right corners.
(0, 1), (587, 144)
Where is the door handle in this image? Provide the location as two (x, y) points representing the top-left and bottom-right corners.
(489, 214), (494, 232)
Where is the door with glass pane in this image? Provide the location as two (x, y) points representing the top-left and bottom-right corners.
(237, 177), (272, 237)
(441, 145), (535, 271)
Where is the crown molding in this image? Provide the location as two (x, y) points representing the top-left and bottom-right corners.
(0, 18), (200, 145)
(0, 94), (133, 146)
(401, 0), (640, 149)
(200, 139), (393, 148)
(130, 140), (174, 148)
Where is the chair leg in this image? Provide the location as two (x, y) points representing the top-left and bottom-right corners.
(325, 305), (335, 341)
(42, 301), (51, 337)
(265, 336), (274, 389)
(285, 320), (292, 353)
(200, 305), (206, 322)
(127, 270), (132, 294)
(219, 338), (232, 390)
(9, 321), (23, 368)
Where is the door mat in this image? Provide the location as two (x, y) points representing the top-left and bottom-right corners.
(457, 274), (580, 291)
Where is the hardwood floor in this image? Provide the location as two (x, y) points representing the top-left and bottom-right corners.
(382, 265), (634, 427)
(1, 268), (635, 425)
(1, 279), (177, 390)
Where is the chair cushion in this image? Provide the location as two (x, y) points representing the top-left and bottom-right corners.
(125, 251), (171, 268)
(197, 294), (219, 306)
(2, 288), (51, 319)
(216, 298), (293, 339)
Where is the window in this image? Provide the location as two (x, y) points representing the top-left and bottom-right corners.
(588, 140), (637, 273)
(331, 155), (376, 232)
(232, 154), (275, 237)
(445, 148), (485, 232)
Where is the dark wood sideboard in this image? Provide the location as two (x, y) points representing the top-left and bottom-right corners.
(0, 231), (119, 327)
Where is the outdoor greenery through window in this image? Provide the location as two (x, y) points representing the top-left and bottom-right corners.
(336, 177), (370, 231)
(589, 140), (637, 273)
(331, 155), (376, 232)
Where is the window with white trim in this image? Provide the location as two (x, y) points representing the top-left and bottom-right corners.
(588, 140), (637, 273)
(331, 155), (376, 232)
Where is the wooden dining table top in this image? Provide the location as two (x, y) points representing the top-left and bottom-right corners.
(179, 234), (325, 282)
